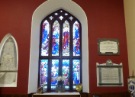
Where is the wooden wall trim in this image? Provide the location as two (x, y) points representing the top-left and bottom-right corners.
(89, 92), (130, 97)
(0, 92), (131, 97)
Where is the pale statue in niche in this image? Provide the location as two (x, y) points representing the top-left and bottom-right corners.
(0, 38), (17, 84)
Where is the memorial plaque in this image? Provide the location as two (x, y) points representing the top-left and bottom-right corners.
(96, 60), (123, 86)
(98, 39), (119, 55)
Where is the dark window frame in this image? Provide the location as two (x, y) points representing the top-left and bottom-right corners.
(38, 9), (82, 92)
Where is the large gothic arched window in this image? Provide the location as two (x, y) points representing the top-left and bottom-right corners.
(39, 9), (82, 92)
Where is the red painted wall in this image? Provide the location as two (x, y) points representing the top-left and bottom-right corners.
(75, 0), (129, 93)
(0, 0), (128, 94)
(0, 0), (45, 94)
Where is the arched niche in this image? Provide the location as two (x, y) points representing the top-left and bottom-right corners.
(0, 33), (18, 87)
(28, 0), (89, 93)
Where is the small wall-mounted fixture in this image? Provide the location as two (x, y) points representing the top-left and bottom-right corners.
(128, 71), (135, 97)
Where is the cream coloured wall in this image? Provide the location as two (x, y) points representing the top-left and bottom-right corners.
(124, 0), (135, 76)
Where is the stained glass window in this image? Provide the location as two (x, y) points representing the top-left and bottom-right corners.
(39, 9), (82, 92)
(73, 21), (81, 56)
(73, 59), (81, 89)
(39, 59), (48, 89)
(41, 20), (50, 56)
(62, 59), (70, 90)
(51, 59), (59, 89)
(62, 21), (70, 56)
(52, 21), (60, 56)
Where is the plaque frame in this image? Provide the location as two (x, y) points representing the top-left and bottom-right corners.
(96, 60), (123, 86)
(98, 38), (119, 55)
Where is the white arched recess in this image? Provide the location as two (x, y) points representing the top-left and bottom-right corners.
(28, 0), (89, 93)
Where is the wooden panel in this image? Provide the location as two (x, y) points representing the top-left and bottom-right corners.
(0, 94), (29, 97)
(0, 92), (130, 97)
(90, 92), (130, 97)
(33, 95), (80, 97)
(80, 92), (89, 97)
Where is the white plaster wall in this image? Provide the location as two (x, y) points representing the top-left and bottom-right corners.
(124, 0), (135, 76)
(28, 0), (89, 93)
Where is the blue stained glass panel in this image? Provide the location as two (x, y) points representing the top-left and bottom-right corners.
(52, 21), (60, 56)
(41, 20), (50, 56)
(62, 21), (70, 56)
(72, 59), (80, 89)
(51, 59), (59, 89)
(62, 59), (70, 90)
(39, 9), (82, 92)
(73, 21), (81, 56)
(40, 59), (48, 88)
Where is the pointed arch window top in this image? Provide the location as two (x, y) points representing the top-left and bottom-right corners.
(44, 9), (75, 21)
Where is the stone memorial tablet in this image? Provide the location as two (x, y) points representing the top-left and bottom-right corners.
(98, 39), (119, 55)
(96, 60), (123, 86)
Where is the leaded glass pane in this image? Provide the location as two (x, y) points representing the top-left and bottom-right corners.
(49, 16), (53, 20)
(62, 21), (70, 56)
(73, 21), (81, 56)
(69, 16), (73, 21)
(41, 20), (50, 56)
(52, 21), (60, 56)
(51, 59), (59, 90)
(73, 59), (80, 89)
(62, 59), (70, 90)
(54, 13), (58, 15)
(59, 16), (64, 20)
(39, 9), (82, 92)
(65, 13), (68, 16)
(40, 59), (48, 89)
